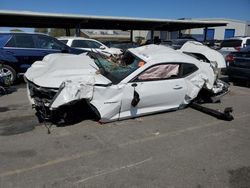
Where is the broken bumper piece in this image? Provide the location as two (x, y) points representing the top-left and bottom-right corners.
(27, 80), (97, 123)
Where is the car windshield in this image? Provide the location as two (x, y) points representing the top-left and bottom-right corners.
(221, 39), (242, 47)
(0, 34), (12, 48)
(59, 40), (68, 44)
(90, 51), (144, 84)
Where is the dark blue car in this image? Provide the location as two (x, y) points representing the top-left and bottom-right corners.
(0, 32), (85, 83)
(226, 46), (250, 82)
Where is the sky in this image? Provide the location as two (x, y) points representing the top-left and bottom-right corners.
(0, 0), (250, 21)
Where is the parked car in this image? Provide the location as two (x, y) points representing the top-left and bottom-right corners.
(203, 40), (222, 50)
(219, 36), (250, 58)
(103, 41), (139, 51)
(169, 38), (197, 49)
(25, 42), (228, 123)
(0, 32), (85, 83)
(226, 45), (250, 82)
(0, 63), (11, 95)
(58, 37), (122, 55)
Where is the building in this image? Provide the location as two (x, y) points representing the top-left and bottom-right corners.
(80, 29), (130, 42)
(182, 18), (250, 41)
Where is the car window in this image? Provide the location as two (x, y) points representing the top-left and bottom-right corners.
(137, 64), (180, 81)
(246, 39), (250, 46)
(0, 34), (12, 48)
(87, 41), (102, 48)
(181, 63), (198, 77)
(5, 36), (15, 47)
(5, 35), (35, 48)
(221, 39), (242, 47)
(71, 40), (90, 48)
(59, 40), (68, 44)
(35, 35), (63, 50)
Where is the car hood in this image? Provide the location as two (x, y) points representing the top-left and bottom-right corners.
(180, 41), (226, 68)
(25, 53), (112, 88)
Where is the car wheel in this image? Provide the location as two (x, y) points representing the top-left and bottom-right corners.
(1, 64), (16, 84)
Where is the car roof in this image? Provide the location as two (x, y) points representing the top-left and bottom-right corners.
(0, 32), (49, 36)
(58, 36), (95, 40)
(128, 44), (198, 65)
(226, 36), (250, 40)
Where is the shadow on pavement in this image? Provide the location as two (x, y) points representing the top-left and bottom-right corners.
(55, 100), (99, 126)
(229, 166), (250, 188)
(0, 116), (37, 136)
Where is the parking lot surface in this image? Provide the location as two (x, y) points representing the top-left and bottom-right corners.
(0, 83), (250, 188)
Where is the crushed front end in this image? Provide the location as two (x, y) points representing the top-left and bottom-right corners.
(26, 77), (102, 124)
(27, 80), (59, 122)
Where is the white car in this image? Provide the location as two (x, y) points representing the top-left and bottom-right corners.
(58, 37), (122, 56)
(219, 36), (250, 57)
(25, 42), (228, 123)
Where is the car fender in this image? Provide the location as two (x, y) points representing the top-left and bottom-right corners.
(0, 49), (19, 70)
(90, 84), (125, 122)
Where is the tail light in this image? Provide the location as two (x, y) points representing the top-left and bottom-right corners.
(225, 54), (235, 64)
(234, 46), (241, 51)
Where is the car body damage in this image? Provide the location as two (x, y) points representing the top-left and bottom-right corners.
(25, 44), (229, 123)
(179, 41), (226, 69)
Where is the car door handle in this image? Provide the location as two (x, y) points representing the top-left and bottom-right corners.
(173, 85), (183, 90)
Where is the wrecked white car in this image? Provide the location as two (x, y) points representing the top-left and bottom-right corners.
(25, 42), (229, 123)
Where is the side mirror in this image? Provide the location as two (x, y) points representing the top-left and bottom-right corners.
(131, 83), (140, 107)
(100, 46), (106, 50)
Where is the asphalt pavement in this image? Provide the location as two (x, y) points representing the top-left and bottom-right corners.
(0, 83), (250, 188)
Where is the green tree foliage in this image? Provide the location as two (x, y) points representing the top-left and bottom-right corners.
(34, 28), (48, 34)
(34, 28), (77, 37)
(10, 28), (24, 32)
(49, 28), (66, 37)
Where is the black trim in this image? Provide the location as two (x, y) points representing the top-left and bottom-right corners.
(94, 83), (112, 87)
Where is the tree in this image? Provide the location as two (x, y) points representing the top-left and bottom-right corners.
(34, 28), (48, 34)
(10, 28), (24, 32)
(49, 28), (66, 37)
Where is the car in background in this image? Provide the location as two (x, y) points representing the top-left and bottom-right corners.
(58, 37), (122, 56)
(203, 40), (222, 50)
(170, 38), (197, 49)
(226, 45), (250, 83)
(0, 32), (85, 83)
(103, 41), (139, 51)
(219, 36), (250, 58)
(157, 38), (197, 50)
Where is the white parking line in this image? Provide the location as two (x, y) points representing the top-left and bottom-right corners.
(75, 157), (153, 184)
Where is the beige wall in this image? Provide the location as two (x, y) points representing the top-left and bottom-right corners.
(184, 19), (248, 40)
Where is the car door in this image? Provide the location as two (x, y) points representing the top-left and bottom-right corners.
(33, 35), (64, 59)
(70, 40), (92, 51)
(119, 63), (187, 119)
(3, 34), (40, 72)
(87, 40), (106, 51)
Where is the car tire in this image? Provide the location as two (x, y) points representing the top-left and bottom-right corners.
(1, 64), (16, 84)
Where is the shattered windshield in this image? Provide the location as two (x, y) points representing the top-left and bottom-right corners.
(90, 51), (145, 84)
